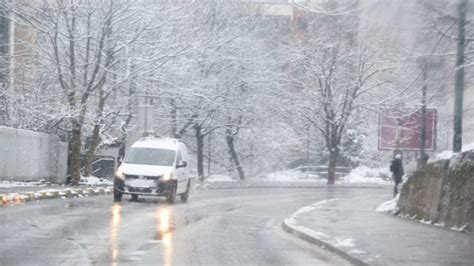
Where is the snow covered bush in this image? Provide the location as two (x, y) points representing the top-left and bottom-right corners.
(344, 166), (392, 183)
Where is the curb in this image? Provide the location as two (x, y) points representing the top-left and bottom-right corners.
(0, 187), (112, 207)
(282, 219), (368, 266)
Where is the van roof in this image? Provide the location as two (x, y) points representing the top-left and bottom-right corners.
(131, 137), (182, 150)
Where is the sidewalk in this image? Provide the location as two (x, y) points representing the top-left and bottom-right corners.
(283, 191), (474, 265)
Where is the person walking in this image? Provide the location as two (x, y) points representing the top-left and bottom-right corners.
(390, 154), (404, 197)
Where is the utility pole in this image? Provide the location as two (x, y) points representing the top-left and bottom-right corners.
(453, 0), (467, 153)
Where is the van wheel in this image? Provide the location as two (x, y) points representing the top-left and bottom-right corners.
(113, 189), (122, 202)
(131, 194), (138, 201)
(180, 180), (190, 203)
(166, 186), (176, 203)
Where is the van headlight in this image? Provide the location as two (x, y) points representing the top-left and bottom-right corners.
(115, 168), (124, 180)
(162, 173), (171, 181)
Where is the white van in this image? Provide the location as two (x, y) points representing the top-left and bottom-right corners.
(113, 138), (191, 203)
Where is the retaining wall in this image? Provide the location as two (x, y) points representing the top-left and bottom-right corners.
(399, 150), (474, 231)
(0, 127), (68, 183)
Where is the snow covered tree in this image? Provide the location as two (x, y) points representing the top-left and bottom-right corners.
(2, 0), (155, 184)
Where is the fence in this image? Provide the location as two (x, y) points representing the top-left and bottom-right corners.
(0, 126), (68, 183)
(297, 165), (352, 180)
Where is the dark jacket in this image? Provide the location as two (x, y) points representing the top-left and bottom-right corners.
(390, 158), (404, 183)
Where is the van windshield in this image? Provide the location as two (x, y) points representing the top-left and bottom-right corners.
(124, 148), (176, 166)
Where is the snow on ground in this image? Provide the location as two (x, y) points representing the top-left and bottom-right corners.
(0, 180), (47, 188)
(205, 174), (237, 182)
(435, 150), (455, 160)
(259, 170), (324, 182)
(348, 249), (367, 255)
(434, 142), (474, 161)
(285, 198), (339, 226)
(450, 224), (468, 232)
(375, 194), (400, 214)
(284, 199), (359, 255)
(334, 238), (356, 248)
(462, 142), (474, 152)
(79, 176), (113, 186)
(265, 170), (312, 182)
(343, 166), (392, 184)
(249, 167), (394, 184)
(1, 176), (113, 188)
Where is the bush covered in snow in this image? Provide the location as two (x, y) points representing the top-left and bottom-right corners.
(344, 166), (392, 183)
(264, 170), (306, 182)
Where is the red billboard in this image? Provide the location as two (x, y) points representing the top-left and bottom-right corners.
(378, 109), (437, 151)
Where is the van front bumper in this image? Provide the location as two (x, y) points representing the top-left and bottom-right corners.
(114, 179), (175, 196)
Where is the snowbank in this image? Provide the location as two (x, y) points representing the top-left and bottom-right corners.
(463, 142), (474, 152)
(376, 194), (399, 214)
(205, 174), (237, 182)
(343, 166), (391, 184)
(0, 180), (47, 188)
(79, 176), (113, 186)
(435, 150), (454, 160)
(434, 142), (474, 161)
(265, 170), (303, 182)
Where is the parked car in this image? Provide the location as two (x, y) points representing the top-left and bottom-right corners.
(113, 137), (191, 203)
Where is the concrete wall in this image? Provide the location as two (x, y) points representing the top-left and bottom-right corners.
(399, 150), (474, 231)
(0, 126), (68, 183)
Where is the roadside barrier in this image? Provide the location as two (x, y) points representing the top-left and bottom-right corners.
(0, 186), (112, 207)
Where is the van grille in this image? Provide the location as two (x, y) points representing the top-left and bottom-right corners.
(144, 175), (160, 180)
(125, 174), (161, 180)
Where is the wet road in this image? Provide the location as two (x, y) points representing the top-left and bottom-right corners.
(0, 187), (361, 265)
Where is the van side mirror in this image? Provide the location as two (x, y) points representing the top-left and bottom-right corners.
(177, 161), (187, 168)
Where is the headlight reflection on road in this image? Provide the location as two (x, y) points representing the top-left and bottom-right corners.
(110, 203), (122, 266)
(156, 208), (173, 266)
(159, 208), (171, 233)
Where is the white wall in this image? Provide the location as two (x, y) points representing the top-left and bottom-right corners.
(0, 127), (68, 183)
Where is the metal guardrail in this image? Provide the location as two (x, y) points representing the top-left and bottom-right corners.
(296, 165), (352, 180)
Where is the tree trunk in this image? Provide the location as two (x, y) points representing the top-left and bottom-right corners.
(170, 98), (178, 138)
(195, 124), (205, 181)
(418, 61), (428, 169)
(225, 130), (245, 180)
(69, 124), (82, 185)
(327, 149), (338, 185)
(83, 124), (100, 177)
(83, 89), (106, 177)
